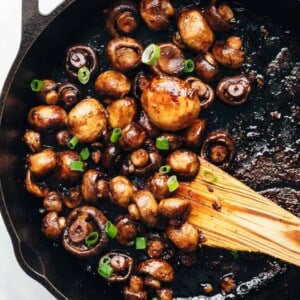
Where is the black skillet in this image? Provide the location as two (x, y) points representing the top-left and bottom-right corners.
(0, 0), (299, 299)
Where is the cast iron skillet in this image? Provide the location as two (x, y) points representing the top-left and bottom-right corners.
(0, 0), (299, 299)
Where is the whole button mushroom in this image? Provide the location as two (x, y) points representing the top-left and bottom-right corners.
(146, 172), (171, 201)
(42, 212), (66, 240)
(184, 119), (207, 149)
(177, 8), (214, 53)
(23, 130), (42, 153)
(56, 130), (72, 147)
(115, 215), (139, 246)
(141, 77), (201, 131)
(123, 275), (148, 300)
(38, 80), (59, 105)
(119, 122), (146, 151)
(67, 98), (107, 143)
(194, 52), (220, 82)
(156, 288), (173, 300)
(58, 82), (81, 108)
(62, 187), (82, 209)
(138, 259), (174, 282)
(43, 191), (63, 212)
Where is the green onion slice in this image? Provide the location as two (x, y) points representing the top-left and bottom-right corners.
(30, 79), (43, 92)
(183, 59), (195, 73)
(78, 66), (90, 85)
(99, 256), (111, 266)
(202, 169), (217, 183)
(98, 262), (114, 278)
(155, 137), (169, 150)
(159, 165), (171, 174)
(110, 128), (122, 143)
(85, 231), (99, 246)
(68, 136), (79, 149)
(135, 237), (147, 250)
(142, 44), (160, 65)
(70, 160), (84, 172)
(105, 221), (118, 239)
(80, 147), (90, 161)
(167, 175), (179, 192)
(230, 250), (239, 260)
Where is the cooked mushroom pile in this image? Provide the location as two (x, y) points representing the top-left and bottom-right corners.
(24, 1), (255, 299)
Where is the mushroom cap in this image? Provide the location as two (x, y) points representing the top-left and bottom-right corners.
(138, 259), (174, 282)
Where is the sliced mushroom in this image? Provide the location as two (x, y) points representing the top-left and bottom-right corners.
(115, 215), (139, 246)
(25, 170), (48, 198)
(138, 259), (174, 282)
(119, 122), (146, 151)
(146, 172), (171, 201)
(43, 191), (63, 212)
(38, 80), (59, 105)
(58, 82), (81, 108)
(194, 52), (220, 82)
(42, 212), (66, 240)
(23, 130), (42, 152)
(184, 119), (206, 149)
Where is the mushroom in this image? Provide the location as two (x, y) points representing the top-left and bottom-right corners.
(138, 259), (174, 282)
(213, 36), (245, 69)
(133, 72), (151, 99)
(147, 233), (175, 261)
(184, 119), (207, 149)
(157, 132), (183, 152)
(156, 288), (173, 300)
(95, 70), (131, 98)
(106, 37), (143, 72)
(138, 110), (160, 139)
(166, 150), (200, 180)
(105, 0), (139, 37)
(220, 273), (236, 293)
(166, 222), (201, 252)
(158, 198), (191, 226)
(27, 148), (56, 177)
(67, 98), (107, 143)
(42, 212), (66, 240)
(140, 0), (175, 32)
(55, 150), (83, 183)
(27, 105), (67, 132)
(123, 275), (148, 300)
(106, 97), (137, 129)
(194, 52), (220, 82)
(144, 276), (161, 289)
(216, 75), (252, 105)
(177, 8), (214, 53)
(58, 82), (81, 108)
(109, 176), (135, 208)
(146, 172), (171, 201)
(56, 130), (72, 147)
(119, 122), (146, 151)
(147, 239), (165, 259)
(200, 130), (236, 169)
(115, 215), (139, 246)
(185, 76), (215, 110)
(25, 170), (48, 198)
(23, 130), (42, 153)
(98, 252), (134, 282)
(101, 143), (122, 171)
(65, 44), (99, 80)
(150, 43), (185, 76)
(141, 76), (201, 131)
(62, 206), (109, 258)
(204, 0), (235, 33)
(43, 191), (63, 212)
(62, 187), (82, 209)
(38, 80), (59, 105)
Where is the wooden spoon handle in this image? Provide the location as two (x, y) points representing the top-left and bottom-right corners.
(175, 158), (300, 266)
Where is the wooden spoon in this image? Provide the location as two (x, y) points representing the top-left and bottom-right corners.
(175, 157), (300, 266)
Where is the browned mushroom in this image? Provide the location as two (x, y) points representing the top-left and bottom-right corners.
(25, 170), (48, 198)
(144, 276), (161, 289)
(166, 150), (200, 180)
(138, 259), (174, 282)
(204, 0), (235, 33)
(123, 275), (148, 300)
(105, 0), (139, 37)
(177, 8), (214, 52)
(200, 130), (236, 169)
(95, 70), (131, 98)
(101, 143), (122, 171)
(157, 132), (183, 152)
(62, 206), (109, 258)
(27, 105), (67, 132)
(147, 233), (176, 261)
(184, 119), (207, 148)
(119, 122), (146, 151)
(216, 75), (252, 105)
(146, 172), (171, 201)
(106, 37), (143, 72)
(65, 44), (99, 80)
(220, 273), (236, 293)
(58, 82), (81, 108)
(42, 212), (66, 240)
(147, 239), (165, 259)
(38, 80), (59, 105)
(62, 187), (82, 209)
(43, 191), (63, 212)
(23, 130), (42, 152)
(185, 76), (215, 110)
(115, 215), (139, 246)
(56, 130), (72, 147)
(150, 43), (185, 76)
(138, 110), (160, 139)
(213, 36), (245, 69)
(194, 52), (220, 82)
(156, 287), (173, 300)
(140, 0), (175, 32)
(141, 76), (201, 131)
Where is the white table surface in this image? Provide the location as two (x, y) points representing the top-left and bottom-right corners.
(0, 1), (63, 299)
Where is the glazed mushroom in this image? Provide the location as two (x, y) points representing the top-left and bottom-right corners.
(213, 36), (245, 69)
(200, 130), (236, 169)
(58, 82), (81, 108)
(27, 148), (56, 177)
(147, 238), (165, 259)
(204, 0), (235, 33)
(144, 276), (161, 289)
(133, 72), (151, 99)
(123, 275), (148, 300)
(138, 110), (160, 139)
(115, 215), (139, 246)
(43, 191), (63, 212)
(101, 143), (122, 171)
(167, 150), (200, 180)
(67, 98), (107, 143)
(62, 206), (109, 258)
(23, 130), (42, 152)
(146, 172), (171, 201)
(106, 37), (143, 72)
(106, 97), (137, 129)
(38, 80), (59, 105)
(140, 0), (175, 32)
(138, 259), (174, 282)
(150, 43), (185, 76)
(216, 75), (252, 105)
(62, 187), (83, 209)
(27, 105), (67, 132)
(42, 212), (66, 240)
(184, 119), (207, 149)
(157, 132), (183, 152)
(119, 122), (146, 151)
(98, 252), (134, 282)
(95, 70), (131, 98)
(56, 130), (72, 147)
(177, 8), (214, 53)
(156, 288), (173, 300)
(25, 170), (48, 198)
(185, 76), (215, 110)
(65, 44), (99, 80)
(220, 273), (236, 293)
(105, 0), (139, 37)
(194, 52), (220, 82)
(141, 76), (201, 131)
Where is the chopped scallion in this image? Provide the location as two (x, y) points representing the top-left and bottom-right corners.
(159, 165), (171, 174)
(105, 221), (118, 239)
(99, 256), (111, 266)
(78, 66), (90, 85)
(183, 59), (195, 73)
(202, 169), (217, 183)
(85, 231), (99, 246)
(80, 147), (90, 161)
(155, 137), (169, 150)
(98, 262), (113, 278)
(135, 237), (147, 250)
(70, 160), (84, 172)
(68, 136), (79, 149)
(142, 44), (160, 65)
(110, 128), (122, 143)
(230, 250), (239, 260)
(167, 175), (179, 192)
(30, 79), (43, 92)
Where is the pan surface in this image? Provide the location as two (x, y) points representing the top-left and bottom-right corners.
(0, 0), (299, 299)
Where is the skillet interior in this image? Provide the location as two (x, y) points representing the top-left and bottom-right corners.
(0, 0), (299, 299)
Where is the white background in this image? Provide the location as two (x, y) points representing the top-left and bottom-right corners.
(0, 1), (64, 299)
